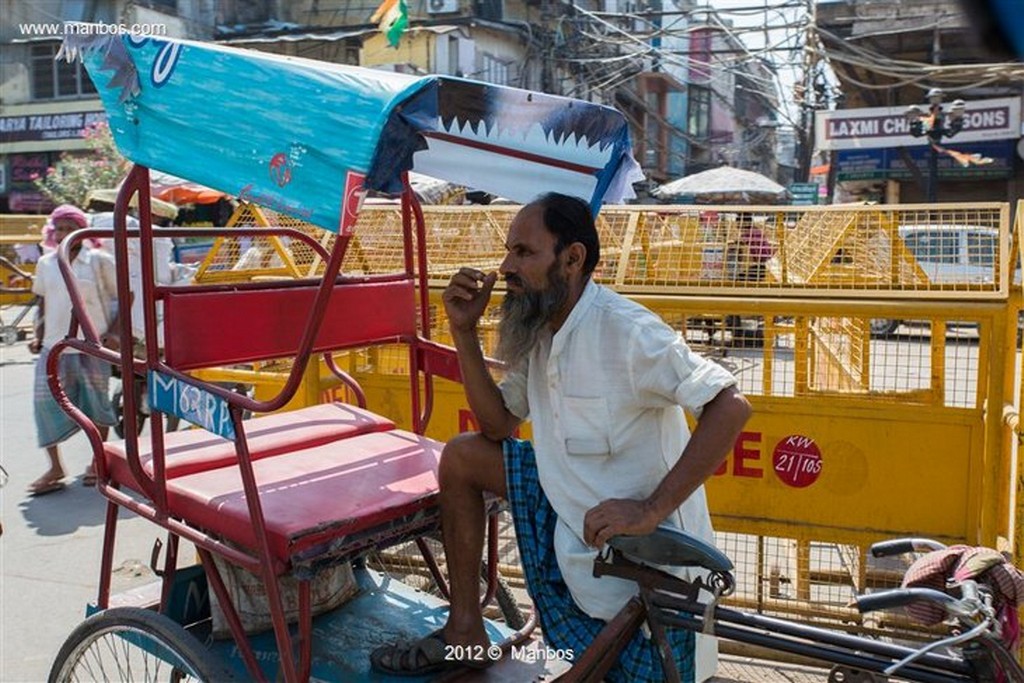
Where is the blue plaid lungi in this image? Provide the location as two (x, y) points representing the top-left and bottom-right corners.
(502, 438), (695, 683)
(34, 347), (116, 448)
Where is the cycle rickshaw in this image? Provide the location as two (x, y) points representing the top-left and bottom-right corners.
(47, 27), (1024, 683)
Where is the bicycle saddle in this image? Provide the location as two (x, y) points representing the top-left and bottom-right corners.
(608, 526), (733, 572)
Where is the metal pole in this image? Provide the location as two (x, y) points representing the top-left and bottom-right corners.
(927, 136), (939, 203)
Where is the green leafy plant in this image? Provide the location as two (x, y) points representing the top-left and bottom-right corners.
(32, 120), (130, 206)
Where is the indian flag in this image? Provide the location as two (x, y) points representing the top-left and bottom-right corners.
(371, 0), (409, 48)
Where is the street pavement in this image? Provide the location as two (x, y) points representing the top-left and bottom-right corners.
(1, 340), (165, 683)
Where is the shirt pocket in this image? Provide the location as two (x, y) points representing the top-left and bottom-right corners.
(563, 395), (611, 457)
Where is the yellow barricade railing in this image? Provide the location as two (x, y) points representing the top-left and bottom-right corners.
(169, 200), (1021, 656)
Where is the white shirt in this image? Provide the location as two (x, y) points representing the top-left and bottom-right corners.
(33, 247), (117, 351)
(499, 280), (736, 621)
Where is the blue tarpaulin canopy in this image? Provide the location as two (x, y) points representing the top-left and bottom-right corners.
(61, 27), (644, 232)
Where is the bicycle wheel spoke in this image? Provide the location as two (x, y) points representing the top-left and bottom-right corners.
(51, 608), (227, 683)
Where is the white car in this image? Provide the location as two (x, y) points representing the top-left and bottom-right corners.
(898, 224), (1001, 285)
(870, 224), (1011, 336)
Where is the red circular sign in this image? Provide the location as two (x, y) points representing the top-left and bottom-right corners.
(772, 435), (822, 488)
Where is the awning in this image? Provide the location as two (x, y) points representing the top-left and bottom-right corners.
(62, 28), (644, 232)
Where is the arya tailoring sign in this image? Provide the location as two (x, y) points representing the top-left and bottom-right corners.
(815, 97), (1020, 151)
(0, 110), (106, 143)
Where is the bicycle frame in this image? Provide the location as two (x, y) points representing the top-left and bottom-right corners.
(572, 544), (1020, 683)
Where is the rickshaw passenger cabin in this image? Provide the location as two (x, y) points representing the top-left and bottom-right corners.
(50, 27), (644, 683)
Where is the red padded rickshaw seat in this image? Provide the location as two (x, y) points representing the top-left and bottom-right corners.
(103, 402), (395, 492)
(163, 429), (443, 564)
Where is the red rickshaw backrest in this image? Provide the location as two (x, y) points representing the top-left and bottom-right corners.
(161, 278), (417, 371)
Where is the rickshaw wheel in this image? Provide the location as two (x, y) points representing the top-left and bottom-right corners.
(49, 607), (233, 683)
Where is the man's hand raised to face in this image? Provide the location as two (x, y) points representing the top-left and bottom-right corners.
(443, 268), (498, 334)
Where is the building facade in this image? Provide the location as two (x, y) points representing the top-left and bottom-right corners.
(815, 0), (1023, 204)
(0, 0), (785, 212)
(0, 0), (225, 212)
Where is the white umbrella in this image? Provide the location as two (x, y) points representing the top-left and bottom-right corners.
(654, 166), (789, 204)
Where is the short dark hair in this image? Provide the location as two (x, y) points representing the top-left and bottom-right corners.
(529, 192), (600, 275)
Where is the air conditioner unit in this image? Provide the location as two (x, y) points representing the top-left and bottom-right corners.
(427, 0), (459, 14)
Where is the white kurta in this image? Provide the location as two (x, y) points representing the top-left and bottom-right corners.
(498, 280), (736, 679)
(33, 247), (117, 351)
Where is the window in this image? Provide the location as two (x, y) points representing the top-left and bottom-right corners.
(481, 54), (510, 85)
(904, 231), (958, 264)
(448, 36), (460, 76)
(966, 231), (996, 268)
(688, 86), (710, 140)
(31, 43), (97, 100)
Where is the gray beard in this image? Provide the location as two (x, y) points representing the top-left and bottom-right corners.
(495, 272), (570, 368)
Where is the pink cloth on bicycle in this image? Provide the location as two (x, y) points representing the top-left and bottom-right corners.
(901, 545), (1024, 650)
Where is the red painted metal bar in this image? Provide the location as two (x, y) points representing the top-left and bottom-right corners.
(297, 581), (313, 682)
(224, 407), (302, 683)
(197, 547), (267, 682)
(44, 338), (107, 475)
(158, 532), (179, 617)
(112, 169), (159, 505)
(97, 499), (120, 609)
(399, 188), (423, 435)
(415, 537), (451, 601)
(95, 481), (276, 573)
(321, 353), (368, 408)
(408, 190), (438, 431)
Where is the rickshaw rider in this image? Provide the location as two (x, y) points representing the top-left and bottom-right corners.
(371, 192), (751, 680)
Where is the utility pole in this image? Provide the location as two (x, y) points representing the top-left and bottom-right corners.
(797, 0), (816, 183)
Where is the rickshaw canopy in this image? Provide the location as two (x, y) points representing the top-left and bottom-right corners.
(61, 27), (644, 234)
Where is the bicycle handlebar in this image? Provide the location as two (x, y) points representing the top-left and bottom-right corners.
(856, 581), (985, 622)
(855, 587), (960, 614)
(870, 538), (947, 558)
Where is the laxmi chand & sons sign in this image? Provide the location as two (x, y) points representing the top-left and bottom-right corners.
(814, 97), (1019, 151)
(814, 98), (1021, 181)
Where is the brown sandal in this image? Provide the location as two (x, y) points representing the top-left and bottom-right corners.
(28, 477), (66, 496)
(369, 630), (492, 677)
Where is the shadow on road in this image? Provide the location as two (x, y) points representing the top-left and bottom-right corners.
(18, 482), (137, 536)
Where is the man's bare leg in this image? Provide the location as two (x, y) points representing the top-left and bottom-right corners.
(438, 432), (507, 648)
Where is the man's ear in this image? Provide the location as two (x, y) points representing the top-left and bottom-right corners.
(565, 242), (587, 272)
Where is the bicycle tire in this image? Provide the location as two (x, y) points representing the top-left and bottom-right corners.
(48, 607), (234, 683)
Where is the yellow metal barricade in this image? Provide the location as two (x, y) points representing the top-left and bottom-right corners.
(177, 200), (1023, 655)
